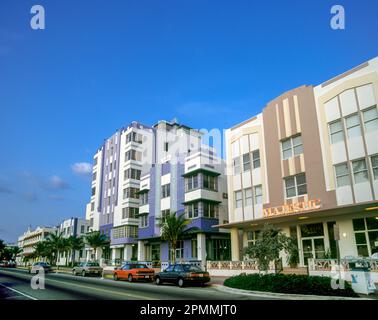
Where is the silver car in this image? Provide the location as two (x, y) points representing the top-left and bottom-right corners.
(72, 262), (103, 277)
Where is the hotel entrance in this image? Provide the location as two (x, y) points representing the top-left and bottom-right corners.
(300, 223), (326, 265)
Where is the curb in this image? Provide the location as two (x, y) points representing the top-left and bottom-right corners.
(213, 284), (372, 300)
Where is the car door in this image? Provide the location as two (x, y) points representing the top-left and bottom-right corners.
(161, 265), (175, 282)
(173, 264), (184, 282)
(119, 264), (131, 279)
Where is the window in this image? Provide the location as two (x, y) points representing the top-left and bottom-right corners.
(203, 174), (218, 191)
(185, 174), (198, 191)
(92, 172), (97, 181)
(329, 120), (344, 144)
(235, 190), (243, 208)
(371, 155), (378, 180)
(125, 150), (141, 161)
(113, 226), (138, 239)
(345, 114), (361, 138)
(161, 184), (170, 198)
(186, 203), (199, 219)
(126, 132), (143, 144)
(164, 142), (169, 152)
(140, 192), (148, 205)
(352, 159), (368, 183)
(91, 187), (96, 196)
(140, 214), (148, 228)
(252, 150), (260, 169)
(284, 173), (307, 198)
(334, 162), (350, 187)
(124, 168), (141, 180)
(362, 107), (378, 133)
(90, 202), (95, 211)
(161, 209), (170, 222)
(254, 185), (262, 204)
(353, 218), (378, 257)
(244, 188), (252, 206)
(123, 187), (140, 199)
(233, 157), (240, 175)
(242, 153), (250, 172)
(191, 239), (198, 258)
(203, 202), (218, 218)
(281, 135), (303, 160)
(246, 230), (260, 247)
(122, 207), (138, 219)
(81, 225), (85, 234)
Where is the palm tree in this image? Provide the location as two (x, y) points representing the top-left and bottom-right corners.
(85, 231), (109, 261)
(158, 212), (189, 264)
(68, 236), (84, 266)
(46, 232), (64, 267)
(9, 246), (22, 261)
(33, 242), (49, 261)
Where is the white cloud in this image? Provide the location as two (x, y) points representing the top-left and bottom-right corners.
(50, 175), (70, 190)
(71, 162), (92, 176)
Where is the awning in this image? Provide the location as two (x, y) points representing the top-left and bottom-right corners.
(182, 198), (222, 205)
(182, 168), (220, 178)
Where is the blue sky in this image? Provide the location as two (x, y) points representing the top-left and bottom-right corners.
(0, 0), (377, 243)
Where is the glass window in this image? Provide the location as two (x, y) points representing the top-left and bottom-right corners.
(233, 157), (240, 175)
(161, 184), (170, 198)
(345, 114), (361, 138)
(334, 162), (350, 187)
(252, 150), (260, 169)
(363, 107), (378, 133)
(282, 138), (292, 160)
(243, 153), (250, 172)
(300, 223), (324, 237)
(352, 159), (368, 184)
(244, 188), (252, 206)
(284, 173), (307, 198)
(371, 155), (378, 180)
(235, 190), (242, 208)
(254, 185), (262, 204)
(329, 120), (344, 144)
(293, 135), (303, 155)
(203, 202), (218, 218)
(186, 203), (199, 219)
(366, 217), (378, 230)
(191, 239), (198, 258)
(353, 219), (366, 231)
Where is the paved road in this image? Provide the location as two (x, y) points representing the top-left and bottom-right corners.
(0, 268), (276, 300)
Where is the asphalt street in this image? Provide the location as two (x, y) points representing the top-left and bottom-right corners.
(0, 267), (276, 300)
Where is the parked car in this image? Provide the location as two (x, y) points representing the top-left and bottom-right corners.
(28, 262), (52, 274)
(371, 253), (378, 260)
(154, 263), (210, 287)
(113, 263), (155, 282)
(72, 262), (103, 277)
(0, 261), (16, 268)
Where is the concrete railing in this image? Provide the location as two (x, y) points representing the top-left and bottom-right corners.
(308, 258), (378, 272)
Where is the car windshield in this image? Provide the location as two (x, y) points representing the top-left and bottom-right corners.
(86, 262), (99, 266)
(182, 265), (203, 272)
(135, 264), (148, 269)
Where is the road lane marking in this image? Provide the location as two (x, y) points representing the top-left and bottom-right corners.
(0, 270), (156, 300)
(0, 282), (38, 300)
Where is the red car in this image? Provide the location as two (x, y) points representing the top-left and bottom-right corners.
(113, 263), (155, 282)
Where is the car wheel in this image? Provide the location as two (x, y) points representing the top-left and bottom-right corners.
(178, 278), (184, 288)
(82, 270), (86, 277)
(113, 273), (119, 281)
(128, 274), (133, 282)
(155, 276), (162, 285)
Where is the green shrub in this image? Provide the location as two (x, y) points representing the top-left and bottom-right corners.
(223, 273), (359, 297)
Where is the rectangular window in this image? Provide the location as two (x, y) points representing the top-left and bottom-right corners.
(352, 159), (368, 184)
(123, 187), (140, 199)
(191, 239), (198, 258)
(164, 142), (169, 152)
(235, 190), (243, 208)
(252, 150), (261, 169)
(124, 168), (141, 180)
(126, 132), (143, 144)
(125, 150), (141, 161)
(185, 174), (199, 191)
(203, 174), (218, 191)
(371, 155), (378, 180)
(203, 202), (218, 218)
(91, 187), (96, 196)
(185, 203), (199, 219)
(334, 162), (350, 187)
(122, 207), (139, 219)
(81, 225), (85, 234)
(284, 173), (307, 198)
(244, 188), (252, 206)
(161, 184), (170, 198)
(345, 114), (361, 138)
(140, 192), (149, 205)
(161, 209), (170, 222)
(140, 214), (148, 228)
(92, 172), (97, 181)
(242, 153), (250, 172)
(254, 185), (262, 204)
(90, 202), (95, 211)
(329, 120), (344, 144)
(233, 157), (240, 175)
(281, 135), (303, 160)
(352, 218), (378, 257)
(363, 107), (378, 133)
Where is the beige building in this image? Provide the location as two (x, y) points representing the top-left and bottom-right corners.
(222, 57), (378, 267)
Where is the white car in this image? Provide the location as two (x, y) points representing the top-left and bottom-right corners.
(371, 253), (378, 260)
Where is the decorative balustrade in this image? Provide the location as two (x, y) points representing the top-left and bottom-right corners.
(206, 260), (272, 271)
(309, 258), (378, 272)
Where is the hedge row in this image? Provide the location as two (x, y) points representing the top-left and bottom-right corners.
(223, 273), (359, 297)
